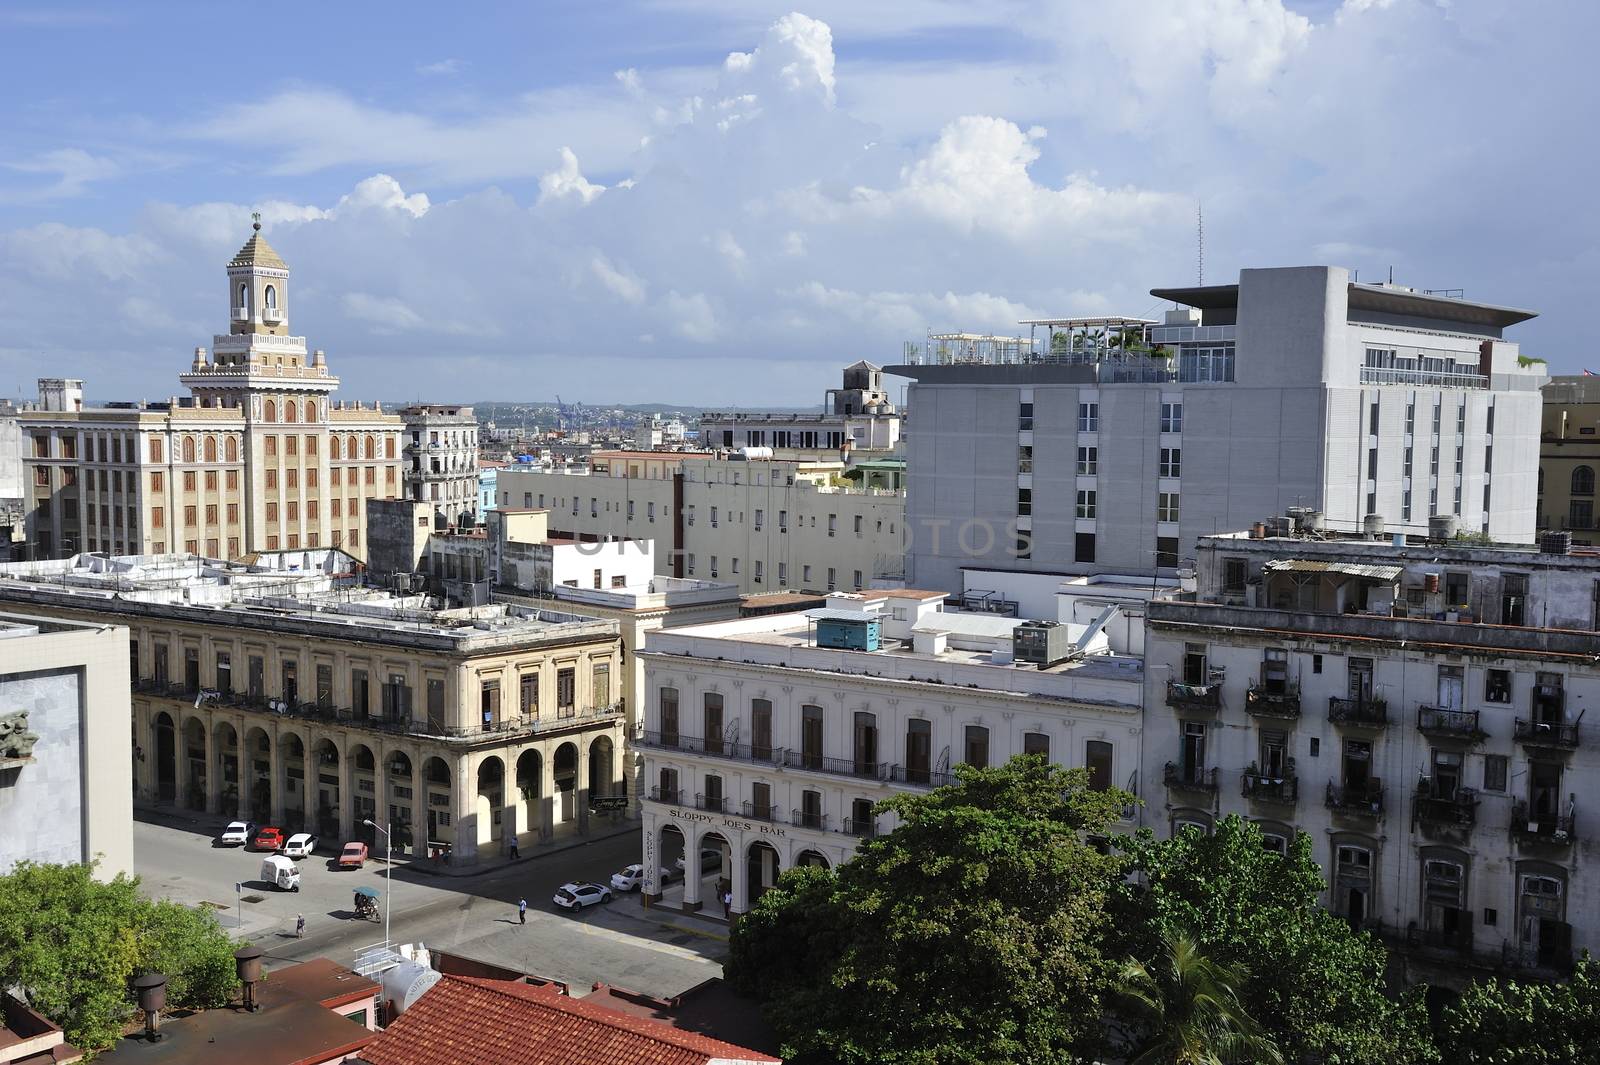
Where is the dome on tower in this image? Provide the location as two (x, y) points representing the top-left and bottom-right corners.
(229, 222), (287, 270)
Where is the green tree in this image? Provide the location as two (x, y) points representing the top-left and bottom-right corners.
(1115, 927), (1282, 1065)
(728, 755), (1132, 1065)
(1436, 954), (1599, 1064)
(1113, 817), (1434, 1065)
(0, 861), (241, 1051)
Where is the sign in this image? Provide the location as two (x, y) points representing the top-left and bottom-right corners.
(667, 808), (786, 838)
(589, 796), (628, 813)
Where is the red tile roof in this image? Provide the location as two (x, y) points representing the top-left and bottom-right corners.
(356, 977), (779, 1065)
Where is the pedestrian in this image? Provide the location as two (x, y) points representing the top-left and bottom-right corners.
(518, 897), (528, 925)
(721, 889), (731, 919)
(295, 913), (305, 938)
(508, 839), (519, 861)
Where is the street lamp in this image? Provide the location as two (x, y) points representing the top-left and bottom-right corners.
(363, 819), (392, 948)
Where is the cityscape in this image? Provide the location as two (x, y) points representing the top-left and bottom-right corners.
(1, 3), (1597, 1064)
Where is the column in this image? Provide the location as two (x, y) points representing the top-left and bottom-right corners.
(540, 747), (555, 842)
(681, 827), (703, 911)
(409, 760), (427, 860)
(577, 743), (591, 836)
(238, 725), (254, 822)
(269, 728), (286, 824)
(174, 717), (191, 809)
(337, 738), (356, 844)
(641, 814), (661, 906)
(451, 752), (476, 867)
(730, 839), (750, 917)
(134, 706), (155, 802)
(204, 722), (221, 815)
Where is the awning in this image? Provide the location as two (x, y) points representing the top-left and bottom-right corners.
(1263, 559), (1403, 581)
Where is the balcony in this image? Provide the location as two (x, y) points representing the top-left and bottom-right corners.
(843, 817), (879, 838)
(791, 809), (829, 831)
(1511, 801), (1577, 848)
(1325, 781), (1385, 818)
(695, 793), (727, 814)
(231, 306), (249, 322)
(1163, 762), (1218, 795)
(1358, 365), (1487, 389)
(1412, 784), (1478, 827)
(1240, 769), (1298, 807)
(1417, 706), (1486, 742)
(1329, 696), (1388, 729)
(742, 801), (780, 823)
(635, 730), (780, 766)
(881, 764), (957, 789)
(777, 749), (885, 780)
(1166, 678), (1223, 715)
(262, 307), (283, 323)
(1417, 916), (1475, 955)
(1245, 684), (1301, 719)
(647, 786), (683, 805)
(1514, 718), (1580, 750)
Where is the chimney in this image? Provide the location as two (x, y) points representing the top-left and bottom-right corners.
(134, 973), (167, 1041)
(234, 945), (265, 1012)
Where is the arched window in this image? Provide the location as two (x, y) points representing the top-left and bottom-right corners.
(182, 436), (196, 463)
(305, 401), (317, 423)
(264, 285), (277, 310)
(284, 399), (298, 424)
(226, 437), (238, 462)
(330, 436), (342, 460)
(365, 435), (376, 460)
(264, 399), (276, 423)
(237, 282), (248, 311)
(1572, 466), (1595, 497)
(203, 437), (217, 463)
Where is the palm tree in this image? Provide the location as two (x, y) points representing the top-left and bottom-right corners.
(1115, 928), (1283, 1065)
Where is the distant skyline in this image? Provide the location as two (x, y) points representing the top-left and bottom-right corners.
(2, 1), (1596, 404)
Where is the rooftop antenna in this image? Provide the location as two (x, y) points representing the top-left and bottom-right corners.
(1196, 201), (1204, 286)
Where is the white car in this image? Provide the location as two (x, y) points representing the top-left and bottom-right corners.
(674, 848), (723, 874)
(282, 832), (318, 859)
(609, 864), (671, 892)
(552, 881), (612, 911)
(219, 820), (256, 846)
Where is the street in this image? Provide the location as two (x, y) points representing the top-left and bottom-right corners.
(132, 810), (727, 998)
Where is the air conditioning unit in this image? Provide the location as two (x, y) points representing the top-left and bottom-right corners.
(1013, 620), (1072, 667)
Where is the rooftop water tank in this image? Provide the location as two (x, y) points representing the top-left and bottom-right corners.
(380, 961), (441, 1018)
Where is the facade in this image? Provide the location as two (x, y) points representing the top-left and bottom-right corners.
(636, 590), (1142, 916)
(895, 267), (1545, 592)
(1537, 374), (1600, 542)
(477, 463), (503, 517)
(0, 611), (134, 880)
(498, 455), (905, 595)
(698, 361), (901, 461)
(19, 224), (403, 562)
(0, 400), (21, 557)
(1144, 528), (1600, 981)
(0, 552), (627, 866)
(400, 404), (479, 528)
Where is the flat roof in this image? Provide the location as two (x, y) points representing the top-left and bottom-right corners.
(1150, 280), (1537, 328)
(1018, 316), (1158, 327)
(95, 988), (373, 1065)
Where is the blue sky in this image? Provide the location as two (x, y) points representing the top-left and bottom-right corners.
(2, 1), (1596, 405)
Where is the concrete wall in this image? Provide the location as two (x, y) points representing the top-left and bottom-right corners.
(366, 498), (435, 577)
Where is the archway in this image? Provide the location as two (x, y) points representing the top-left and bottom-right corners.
(387, 751), (416, 853)
(422, 756), (452, 853)
(794, 849), (831, 871)
(311, 739), (341, 837)
(553, 742), (578, 823)
(281, 732), (307, 831)
(588, 735), (616, 799)
(243, 726), (271, 822)
(349, 744), (377, 845)
(476, 756), (505, 849)
(181, 717), (207, 811)
(698, 831), (733, 914)
(658, 822), (687, 887)
(747, 840), (782, 907)
(516, 749), (543, 839)
(152, 711), (176, 802)
(213, 721), (239, 818)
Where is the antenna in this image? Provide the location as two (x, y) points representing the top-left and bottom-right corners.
(1196, 201), (1204, 286)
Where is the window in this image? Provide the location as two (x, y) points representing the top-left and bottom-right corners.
(659, 687), (679, 744)
(827, 567), (837, 591)
(1159, 447), (1181, 478)
(1157, 492), (1180, 522)
(1572, 467), (1595, 496)
(1017, 488), (1032, 515)
(778, 509), (788, 532)
(1369, 401), (1380, 435)
(853, 712), (878, 774)
(751, 699), (773, 759)
(828, 514), (837, 537)
(803, 564), (812, 584)
(1178, 347), (1234, 382)
(1075, 532), (1096, 563)
(754, 560), (764, 584)
(778, 562), (788, 586)
(215, 651), (231, 693)
(1018, 446), (1034, 473)
(281, 659), (298, 705)
(1161, 401), (1183, 433)
(1571, 500), (1594, 531)
(556, 667), (575, 713)
(963, 725), (990, 768)
(1023, 732), (1049, 759)
(1076, 490), (1096, 519)
(1085, 740), (1113, 791)
(1075, 446), (1097, 475)
(853, 569), (863, 590)
(702, 773), (725, 813)
(853, 515), (863, 536)
(1019, 401), (1034, 431)
(801, 705), (824, 768)
(151, 471), (164, 492)
(1078, 402), (1099, 432)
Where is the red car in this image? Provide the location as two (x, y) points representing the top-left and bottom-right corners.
(338, 842), (369, 869)
(252, 826), (285, 852)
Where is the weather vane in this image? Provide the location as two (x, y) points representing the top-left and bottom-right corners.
(251, 211), (261, 231)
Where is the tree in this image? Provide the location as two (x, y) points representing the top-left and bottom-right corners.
(0, 861), (241, 1051)
(1435, 954), (1600, 1064)
(1114, 927), (1282, 1065)
(1112, 817), (1435, 1065)
(727, 755), (1133, 1065)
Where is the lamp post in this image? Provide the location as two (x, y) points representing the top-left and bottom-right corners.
(363, 818), (392, 948)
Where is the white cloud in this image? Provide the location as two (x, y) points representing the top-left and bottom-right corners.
(589, 252), (647, 304)
(334, 175), (430, 218)
(416, 58), (462, 76)
(1, 148), (121, 202)
(342, 292), (425, 331)
(661, 290), (720, 342)
(538, 148), (606, 205)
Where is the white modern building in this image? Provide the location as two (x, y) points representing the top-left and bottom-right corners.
(0, 611), (134, 879)
(636, 589), (1143, 916)
(1143, 525), (1600, 983)
(699, 362), (902, 461)
(400, 404), (479, 529)
(895, 267), (1545, 591)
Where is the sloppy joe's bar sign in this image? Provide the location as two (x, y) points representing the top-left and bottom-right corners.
(668, 807), (786, 837)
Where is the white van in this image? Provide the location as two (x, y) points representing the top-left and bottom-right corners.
(259, 855), (301, 892)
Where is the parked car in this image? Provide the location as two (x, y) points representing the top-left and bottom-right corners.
(258, 855), (301, 892)
(282, 833), (318, 859)
(609, 864), (671, 892)
(252, 826), (285, 852)
(338, 842), (369, 869)
(219, 820), (256, 846)
(552, 882), (612, 911)
(674, 848), (723, 874)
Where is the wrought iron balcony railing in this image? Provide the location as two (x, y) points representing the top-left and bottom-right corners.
(1164, 762), (1218, 794)
(1329, 696), (1388, 728)
(1514, 718), (1580, 750)
(1417, 706), (1485, 741)
(1326, 781), (1385, 817)
(1245, 684), (1301, 719)
(1240, 770), (1298, 806)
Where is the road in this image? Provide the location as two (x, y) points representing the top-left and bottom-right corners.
(133, 811), (727, 999)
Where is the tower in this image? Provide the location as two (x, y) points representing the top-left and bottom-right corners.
(229, 213), (290, 337)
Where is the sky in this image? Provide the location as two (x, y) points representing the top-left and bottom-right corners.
(1, 0), (1596, 407)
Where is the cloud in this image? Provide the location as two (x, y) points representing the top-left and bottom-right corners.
(1, 148), (121, 202)
(537, 148), (606, 205)
(342, 292), (425, 331)
(416, 58), (462, 76)
(661, 290), (720, 342)
(589, 252), (647, 305)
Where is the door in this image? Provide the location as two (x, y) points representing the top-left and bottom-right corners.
(1437, 666), (1463, 710)
(905, 720), (930, 783)
(1348, 658), (1374, 702)
(1181, 722), (1206, 782)
(1346, 888), (1367, 932)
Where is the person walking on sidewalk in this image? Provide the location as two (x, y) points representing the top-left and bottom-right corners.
(508, 839), (520, 861)
(518, 898), (528, 925)
(295, 913), (305, 938)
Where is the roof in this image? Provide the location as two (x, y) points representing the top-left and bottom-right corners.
(355, 976), (779, 1065)
(804, 608), (880, 623)
(229, 226), (288, 270)
(263, 958), (380, 1011)
(1149, 280), (1536, 329)
(1262, 558), (1403, 581)
(95, 986), (373, 1065)
(879, 588), (948, 601)
(843, 359), (882, 371)
(1017, 316), (1157, 327)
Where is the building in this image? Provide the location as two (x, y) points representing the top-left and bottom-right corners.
(18, 223), (404, 562)
(698, 362), (901, 462)
(0, 551), (626, 866)
(894, 267), (1545, 592)
(1537, 375), (1600, 542)
(1, 993), (83, 1065)
(0, 400), (22, 558)
(353, 974), (779, 1065)
(498, 454), (905, 594)
(0, 610), (134, 879)
(400, 405), (478, 529)
(631, 413), (689, 451)
(477, 463), (505, 518)
(636, 590), (1142, 916)
(1143, 525), (1600, 981)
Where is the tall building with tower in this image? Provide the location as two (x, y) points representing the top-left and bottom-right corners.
(19, 221), (404, 560)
